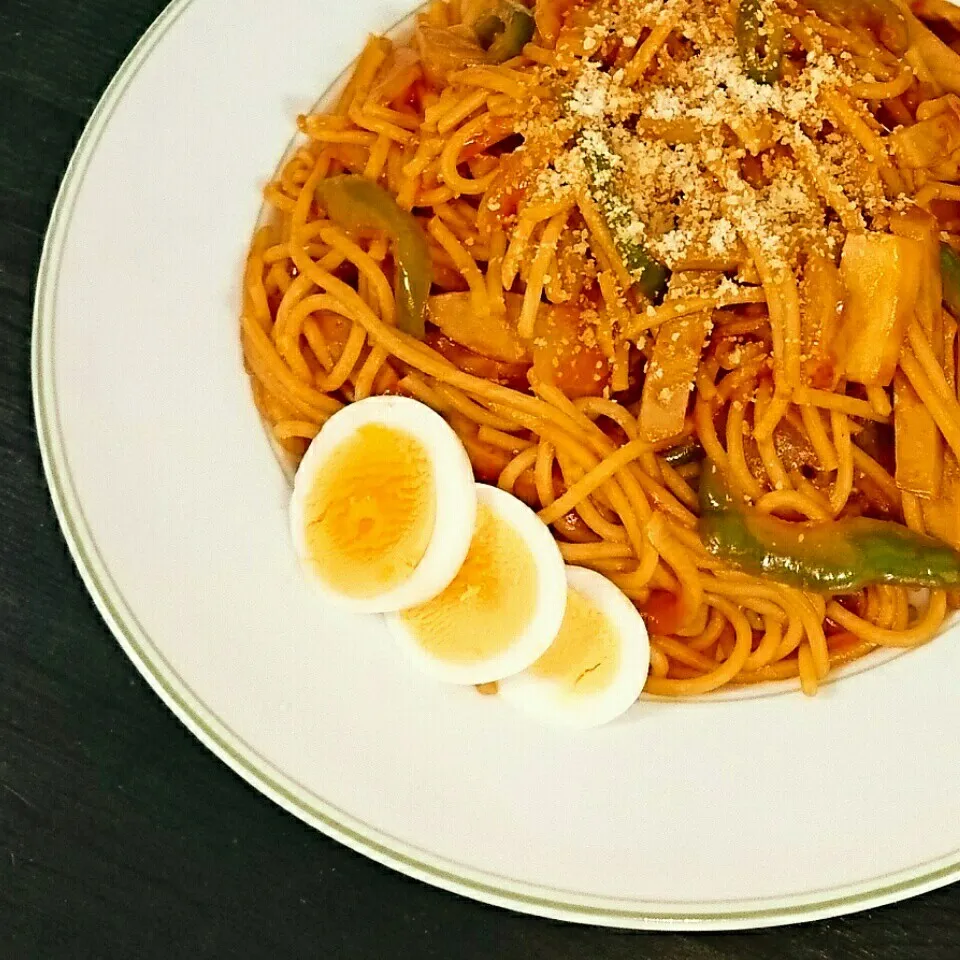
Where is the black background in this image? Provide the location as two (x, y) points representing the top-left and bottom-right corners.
(1, 1), (958, 956)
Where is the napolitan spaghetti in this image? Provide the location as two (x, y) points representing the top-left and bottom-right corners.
(242, 0), (960, 697)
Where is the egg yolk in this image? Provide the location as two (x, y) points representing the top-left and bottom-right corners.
(400, 502), (537, 662)
(529, 588), (619, 695)
(302, 424), (435, 598)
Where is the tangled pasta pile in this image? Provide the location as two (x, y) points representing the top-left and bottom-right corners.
(243, 0), (960, 696)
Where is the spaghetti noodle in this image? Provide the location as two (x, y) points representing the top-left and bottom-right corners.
(242, 0), (960, 697)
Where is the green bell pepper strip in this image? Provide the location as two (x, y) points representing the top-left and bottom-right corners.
(698, 461), (960, 591)
(736, 0), (787, 85)
(315, 175), (432, 339)
(662, 439), (704, 467)
(941, 242), (960, 320)
(474, 2), (535, 63)
(578, 131), (670, 301)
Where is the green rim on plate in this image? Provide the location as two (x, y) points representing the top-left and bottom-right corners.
(31, 0), (960, 929)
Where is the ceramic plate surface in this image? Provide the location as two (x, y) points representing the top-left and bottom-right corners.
(34, 0), (960, 929)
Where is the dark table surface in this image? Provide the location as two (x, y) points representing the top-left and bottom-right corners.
(1, 1), (959, 957)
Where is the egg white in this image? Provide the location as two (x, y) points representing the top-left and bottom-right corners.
(385, 483), (568, 685)
(289, 396), (476, 614)
(499, 566), (650, 728)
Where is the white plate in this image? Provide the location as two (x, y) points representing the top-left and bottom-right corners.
(33, 0), (960, 930)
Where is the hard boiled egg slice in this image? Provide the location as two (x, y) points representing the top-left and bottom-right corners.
(385, 484), (567, 685)
(499, 566), (650, 728)
(289, 396), (476, 613)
